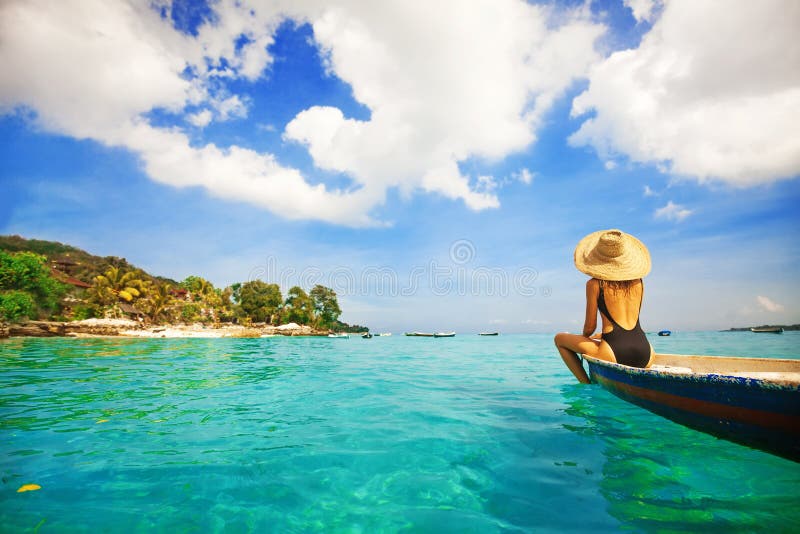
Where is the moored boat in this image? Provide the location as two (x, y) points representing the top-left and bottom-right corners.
(582, 353), (800, 461)
(405, 332), (434, 337)
(657, 330), (671, 336)
(433, 332), (456, 338)
(750, 327), (784, 333)
(479, 332), (499, 336)
(327, 333), (349, 338)
(378, 332), (392, 336)
(362, 332), (373, 339)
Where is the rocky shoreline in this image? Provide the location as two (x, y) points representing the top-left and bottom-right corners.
(0, 319), (333, 339)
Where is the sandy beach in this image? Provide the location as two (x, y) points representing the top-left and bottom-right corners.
(1, 319), (328, 339)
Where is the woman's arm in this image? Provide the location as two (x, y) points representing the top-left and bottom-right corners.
(582, 278), (599, 337)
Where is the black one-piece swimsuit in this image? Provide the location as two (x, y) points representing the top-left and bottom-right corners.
(598, 284), (650, 368)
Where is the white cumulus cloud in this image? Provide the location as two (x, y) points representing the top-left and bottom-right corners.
(654, 200), (692, 221)
(623, 0), (661, 23)
(756, 295), (784, 313)
(284, 0), (604, 215)
(570, 0), (800, 186)
(188, 109), (213, 128)
(513, 168), (535, 185)
(0, 0), (193, 139)
(0, 0), (605, 226)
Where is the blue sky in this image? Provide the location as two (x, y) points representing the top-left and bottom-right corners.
(1, 0), (798, 332)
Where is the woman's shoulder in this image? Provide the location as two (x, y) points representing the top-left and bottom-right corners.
(585, 277), (601, 294)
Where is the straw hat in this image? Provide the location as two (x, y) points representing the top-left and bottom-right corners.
(573, 229), (651, 281)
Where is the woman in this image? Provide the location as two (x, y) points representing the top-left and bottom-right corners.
(554, 229), (654, 383)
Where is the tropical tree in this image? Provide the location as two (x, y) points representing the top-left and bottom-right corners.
(178, 276), (231, 323)
(310, 285), (341, 329)
(91, 266), (146, 302)
(230, 282), (242, 304)
(0, 251), (67, 320)
(141, 283), (175, 324)
(0, 290), (35, 322)
(283, 286), (315, 325)
(86, 266), (146, 317)
(238, 281), (282, 323)
(181, 303), (203, 323)
(180, 276), (215, 302)
(217, 286), (235, 323)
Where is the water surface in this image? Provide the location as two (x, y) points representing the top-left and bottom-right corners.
(2, 332), (799, 531)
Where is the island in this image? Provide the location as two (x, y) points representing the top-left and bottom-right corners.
(0, 235), (368, 339)
(725, 325), (800, 332)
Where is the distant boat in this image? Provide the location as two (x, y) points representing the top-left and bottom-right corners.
(751, 327), (784, 333)
(328, 333), (349, 338)
(433, 332), (456, 338)
(405, 332), (434, 337)
(582, 352), (800, 461)
(658, 330), (671, 336)
(378, 332), (392, 337)
(479, 332), (499, 336)
(362, 332), (373, 339)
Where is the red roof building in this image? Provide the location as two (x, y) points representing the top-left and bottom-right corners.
(50, 268), (92, 288)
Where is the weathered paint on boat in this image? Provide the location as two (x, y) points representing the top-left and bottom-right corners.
(582, 353), (800, 461)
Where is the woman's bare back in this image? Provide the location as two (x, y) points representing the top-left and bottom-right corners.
(599, 279), (643, 332)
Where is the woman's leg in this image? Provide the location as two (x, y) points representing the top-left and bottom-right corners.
(554, 332), (615, 384)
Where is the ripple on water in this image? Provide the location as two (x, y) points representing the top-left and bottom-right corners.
(1, 334), (799, 531)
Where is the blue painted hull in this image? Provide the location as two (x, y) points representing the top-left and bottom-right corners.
(584, 355), (800, 461)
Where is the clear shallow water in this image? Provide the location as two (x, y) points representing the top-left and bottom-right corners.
(1, 332), (799, 532)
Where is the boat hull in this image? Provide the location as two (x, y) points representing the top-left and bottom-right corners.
(584, 354), (800, 461)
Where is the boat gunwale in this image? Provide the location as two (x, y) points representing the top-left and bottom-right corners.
(582, 353), (800, 389)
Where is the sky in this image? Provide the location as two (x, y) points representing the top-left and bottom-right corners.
(1, 0), (799, 333)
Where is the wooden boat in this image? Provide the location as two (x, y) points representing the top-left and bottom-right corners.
(582, 353), (800, 461)
(405, 332), (434, 337)
(479, 332), (499, 336)
(657, 330), (671, 336)
(433, 332), (456, 338)
(750, 327), (784, 333)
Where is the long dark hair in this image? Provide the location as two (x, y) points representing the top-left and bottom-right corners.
(599, 279), (641, 296)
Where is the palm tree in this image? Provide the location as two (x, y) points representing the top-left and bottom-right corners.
(91, 266), (146, 303)
(143, 283), (174, 324)
(196, 278), (214, 300)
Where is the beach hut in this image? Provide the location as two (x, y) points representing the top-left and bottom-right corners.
(118, 302), (144, 320)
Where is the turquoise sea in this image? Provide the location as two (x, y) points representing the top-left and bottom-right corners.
(2, 332), (799, 532)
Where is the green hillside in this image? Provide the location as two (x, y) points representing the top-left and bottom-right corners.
(0, 235), (365, 331)
(0, 235), (175, 286)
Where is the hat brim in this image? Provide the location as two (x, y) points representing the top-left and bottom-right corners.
(574, 230), (651, 281)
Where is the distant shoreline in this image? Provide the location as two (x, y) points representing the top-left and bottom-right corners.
(724, 324), (799, 332)
(0, 319), (333, 339)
